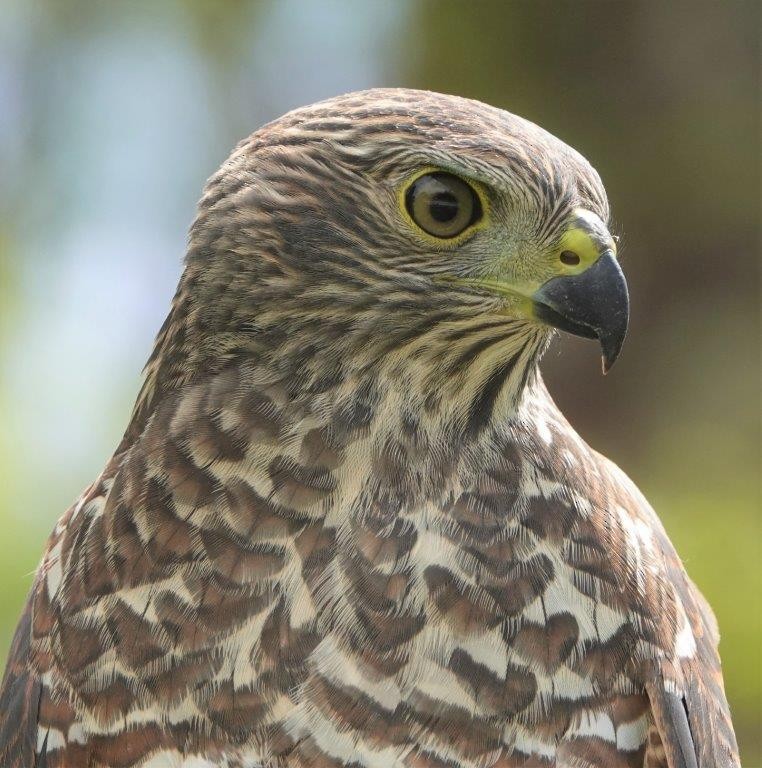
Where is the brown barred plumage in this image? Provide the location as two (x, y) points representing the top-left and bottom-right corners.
(0, 89), (738, 767)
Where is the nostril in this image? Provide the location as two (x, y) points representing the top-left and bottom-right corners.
(560, 250), (580, 266)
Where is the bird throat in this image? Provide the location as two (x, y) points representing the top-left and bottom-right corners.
(125, 283), (550, 460)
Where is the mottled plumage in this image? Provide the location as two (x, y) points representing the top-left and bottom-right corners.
(0, 89), (738, 767)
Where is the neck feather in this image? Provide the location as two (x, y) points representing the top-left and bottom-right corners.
(124, 282), (549, 453)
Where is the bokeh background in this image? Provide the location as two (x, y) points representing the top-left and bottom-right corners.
(1, 0), (759, 761)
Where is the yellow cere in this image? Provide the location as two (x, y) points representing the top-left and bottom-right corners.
(556, 208), (617, 276)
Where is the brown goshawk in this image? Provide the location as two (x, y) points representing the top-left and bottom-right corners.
(0, 89), (739, 768)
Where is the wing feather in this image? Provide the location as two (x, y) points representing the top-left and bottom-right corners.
(0, 588), (43, 768)
(611, 463), (740, 768)
(646, 677), (698, 768)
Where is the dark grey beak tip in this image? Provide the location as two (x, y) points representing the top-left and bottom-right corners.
(533, 251), (629, 373)
(600, 311), (629, 374)
(601, 335), (624, 374)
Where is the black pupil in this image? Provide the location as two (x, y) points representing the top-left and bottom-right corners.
(429, 191), (459, 222)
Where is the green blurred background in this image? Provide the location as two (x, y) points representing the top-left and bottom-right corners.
(0, 0), (759, 762)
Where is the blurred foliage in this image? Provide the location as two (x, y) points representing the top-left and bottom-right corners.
(0, 0), (759, 762)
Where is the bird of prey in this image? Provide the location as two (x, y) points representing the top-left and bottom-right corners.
(0, 89), (738, 768)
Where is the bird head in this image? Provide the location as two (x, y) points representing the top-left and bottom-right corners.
(133, 89), (628, 433)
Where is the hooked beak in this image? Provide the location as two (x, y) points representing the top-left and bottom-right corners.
(532, 250), (629, 373)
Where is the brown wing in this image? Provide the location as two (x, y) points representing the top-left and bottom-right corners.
(0, 588), (42, 768)
(545, 421), (740, 768)
(0, 478), (114, 768)
(597, 458), (740, 768)
(644, 539), (740, 768)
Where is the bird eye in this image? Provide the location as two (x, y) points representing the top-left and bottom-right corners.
(405, 172), (482, 239)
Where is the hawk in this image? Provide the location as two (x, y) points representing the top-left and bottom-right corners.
(0, 89), (739, 768)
